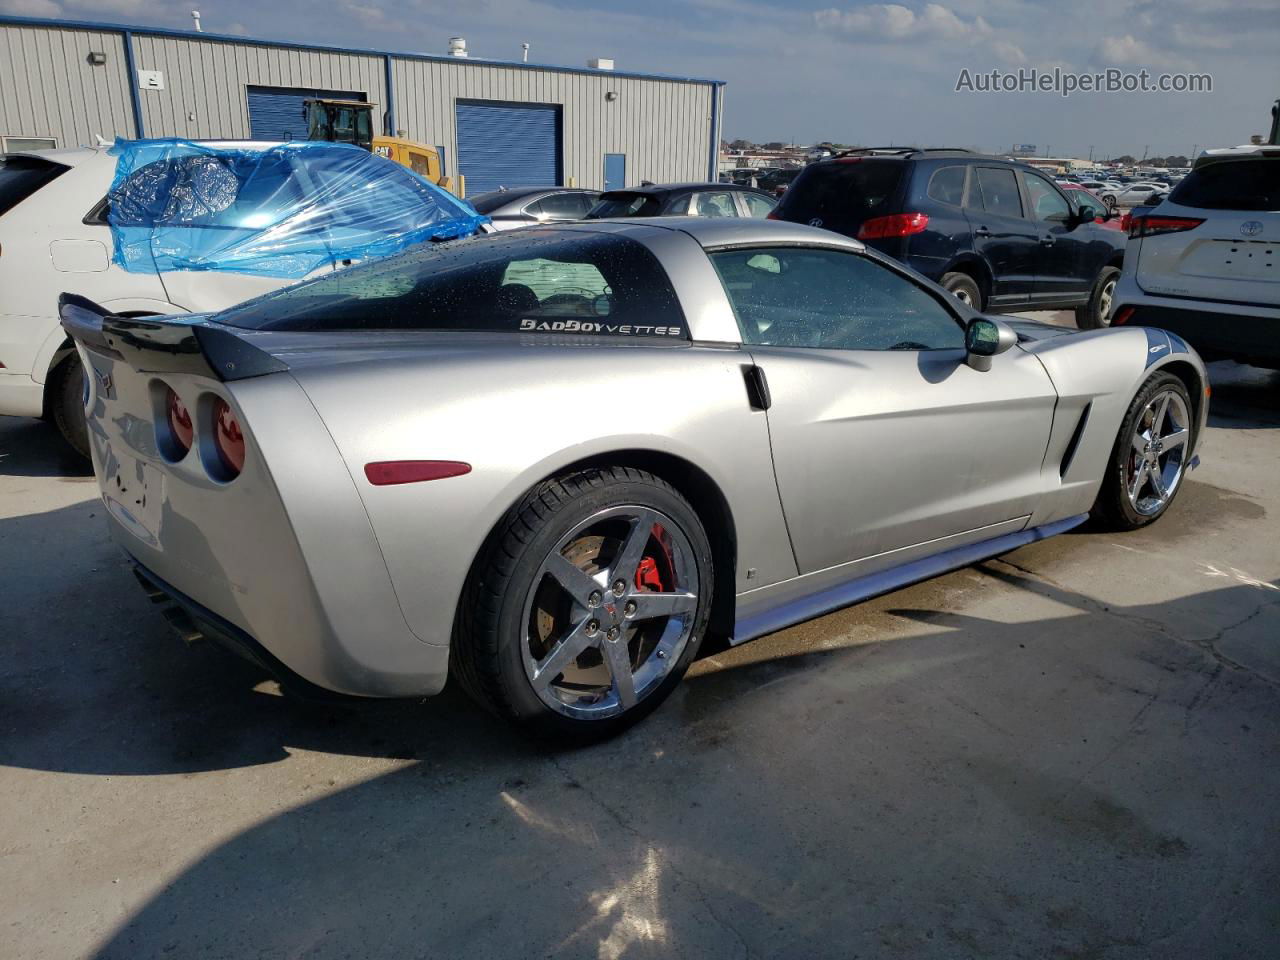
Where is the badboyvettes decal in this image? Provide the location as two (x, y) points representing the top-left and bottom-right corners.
(519, 319), (683, 336)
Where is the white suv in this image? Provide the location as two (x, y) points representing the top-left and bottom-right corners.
(1110, 145), (1279, 368)
(0, 142), (481, 455)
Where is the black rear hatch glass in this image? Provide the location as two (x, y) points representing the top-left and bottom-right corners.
(774, 159), (904, 232)
(1170, 156), (1278, 211)
(0, 155), (69, 217)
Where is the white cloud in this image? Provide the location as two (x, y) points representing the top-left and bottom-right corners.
(1094, 34), (1158, 65)
(815, 2), (1024, 63)
(0, 0), (62, 14)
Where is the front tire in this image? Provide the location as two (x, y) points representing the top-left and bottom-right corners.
(452, 467), (714, 739)
(940, 271), (983, 310)
(1075, 266), (1120, 330)
(49, 354), (90, 459)
(1092, 372), (1193, 531)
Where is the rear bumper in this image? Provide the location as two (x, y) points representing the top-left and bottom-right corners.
(1113, 280), (1280, 366)
(0, 371), (44, 417)
(131, 561), (362, 701)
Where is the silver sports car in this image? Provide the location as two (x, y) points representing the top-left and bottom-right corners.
(60, 218), (1208, 737)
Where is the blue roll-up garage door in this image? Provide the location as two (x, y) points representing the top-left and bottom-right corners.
(246, 86), (367, 142)
(455, 100), (561, 194)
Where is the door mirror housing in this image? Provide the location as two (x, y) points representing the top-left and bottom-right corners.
(965, 317), (1018, 371)
(1076, 202), (1101, 222)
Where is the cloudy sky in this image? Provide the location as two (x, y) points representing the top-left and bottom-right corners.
(3, 0), (1276, 157)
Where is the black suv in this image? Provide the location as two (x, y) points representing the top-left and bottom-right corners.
(773, 148), (1125, 327)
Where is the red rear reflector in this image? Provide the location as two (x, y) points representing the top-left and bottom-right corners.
(364, 460), (472, 486)
(857, 212), (929, 240)
(165, 386), (193, 454)
(211, 397), (245, 477)
(1129, 215), (1204, 239)
(766, 210), (779, 220)
(1112, 306), (1136, 325)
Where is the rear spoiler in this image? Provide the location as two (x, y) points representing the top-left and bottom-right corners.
(58, 293), (288, 382)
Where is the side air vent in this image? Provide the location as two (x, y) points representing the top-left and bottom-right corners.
(1060, 402), (1092, 478)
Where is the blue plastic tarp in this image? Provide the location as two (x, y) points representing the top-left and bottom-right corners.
(106, 138), (488, 278)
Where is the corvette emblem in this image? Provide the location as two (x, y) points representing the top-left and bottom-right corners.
(1240, 220), (1263, 237)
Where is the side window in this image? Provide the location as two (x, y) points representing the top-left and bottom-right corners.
(1021, 173), (1071, 221)
(534, 192), (590, 219)
(710, 246), (965, 352)
(742, 193), (776, 218)
(108, 154), (303, 228)
(927, 165), (967, 206)
(407, 152), (432, 178)
(972, 167), (1023, 218)
(692, 191), (741, 218)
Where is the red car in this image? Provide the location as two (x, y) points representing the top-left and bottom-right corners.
(1060, 183), (1125, 231)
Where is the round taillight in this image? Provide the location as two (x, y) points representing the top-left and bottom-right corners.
(211, 397), (245, 477)
(165, 387), (193, 455)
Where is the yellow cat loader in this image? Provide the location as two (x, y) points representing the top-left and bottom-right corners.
(304, 98), (465, 197)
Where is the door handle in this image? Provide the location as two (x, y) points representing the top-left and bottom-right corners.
(1040, 235), (1056, 246)
(974, 226), (991, 237)
(742, 364), (771, 411)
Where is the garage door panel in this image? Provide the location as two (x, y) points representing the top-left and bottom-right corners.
(247, 86), (366, 142)
(456, 100), (561, 195)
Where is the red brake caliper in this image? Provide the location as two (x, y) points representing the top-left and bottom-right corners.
(635, 556), (664, 592)
(634, 524), (675, 592)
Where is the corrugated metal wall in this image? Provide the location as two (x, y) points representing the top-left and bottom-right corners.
(130, 35), (386, 141)
(394, 59), (714, 188)
(0, 24), (136, 146)
(0, 20), (716, 189)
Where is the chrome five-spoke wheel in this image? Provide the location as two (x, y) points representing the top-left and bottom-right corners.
(1125, 388), (1190, 516)
(521, 505), (699, 720)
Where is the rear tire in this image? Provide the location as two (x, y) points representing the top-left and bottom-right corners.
(49, 354), (90, 460)
(1075, 266), (1120, 330)
(1092, 372), (1193, 531)
(452, 466), (714, 740)
(940, 272), (983, 310)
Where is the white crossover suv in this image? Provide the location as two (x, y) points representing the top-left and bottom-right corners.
(1110, 145), (1278, 368)
(0, 142), (482, 455)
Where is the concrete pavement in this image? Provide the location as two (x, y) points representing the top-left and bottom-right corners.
(1, 348), (1277, 960)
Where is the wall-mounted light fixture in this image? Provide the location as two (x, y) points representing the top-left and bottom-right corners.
(87, 51), (107, 65)
(605, 91), (618, 102)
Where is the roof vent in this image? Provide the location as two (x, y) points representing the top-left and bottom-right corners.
(448, 37), (468, 58)
(588, 58), (614, 70)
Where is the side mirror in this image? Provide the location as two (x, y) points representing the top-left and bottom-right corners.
(1076, 203), (1101, 222)
(965, 317), (1017, 372)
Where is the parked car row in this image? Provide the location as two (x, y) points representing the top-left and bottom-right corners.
(770, 147), (1126, 328)
(470, 181), (778, 228)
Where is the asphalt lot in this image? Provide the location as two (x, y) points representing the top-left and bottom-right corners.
(2, 319), (1278, 960)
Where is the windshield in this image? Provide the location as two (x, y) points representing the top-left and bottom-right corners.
(774, 159), (904, 229)
(0, 155), (68, 217)
(1171, 157), (1278, 211)
(212, 230), (687, 335)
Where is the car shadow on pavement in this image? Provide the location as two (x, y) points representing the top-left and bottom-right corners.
(0, 417), (94, 478)
(1203, 360), (1280, 431)
(68, 576), (1280, 960)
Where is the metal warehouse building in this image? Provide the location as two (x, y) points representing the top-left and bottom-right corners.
(0, 15), (723, 194)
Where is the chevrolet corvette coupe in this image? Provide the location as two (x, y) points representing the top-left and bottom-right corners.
(60, 218), (1208, 737)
